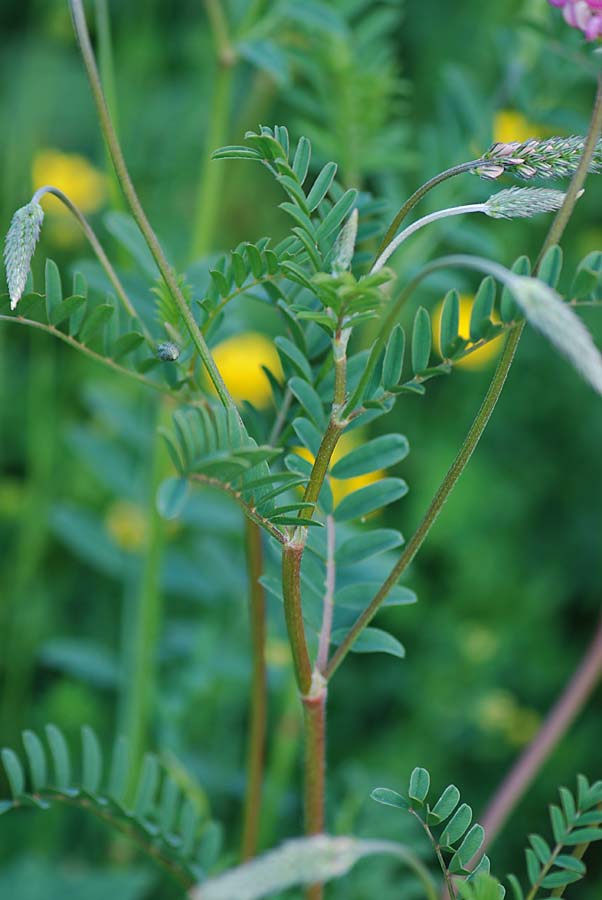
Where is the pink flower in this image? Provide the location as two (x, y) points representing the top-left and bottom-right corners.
(548, 0), (602, 39)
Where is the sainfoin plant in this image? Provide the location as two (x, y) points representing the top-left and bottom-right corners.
(2, 1), (602, 898)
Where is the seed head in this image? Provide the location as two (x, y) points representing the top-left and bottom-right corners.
(331, 208), (358, 273)
(4, 201), (44, 309)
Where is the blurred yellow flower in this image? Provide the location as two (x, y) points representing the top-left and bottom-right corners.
(493, 110), (540, 144)
(211, 332), (283, 408)
(32, 149), (106, 215)
(296, 431), (385, 507)
(477, 689), (540, 748)
(105, 500), (147, 552)
(461, 623), (498, 664)
(434, 294), (503, 369)
(265, 638), (292, 668)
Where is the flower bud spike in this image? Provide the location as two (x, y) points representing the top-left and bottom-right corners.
(484, 186), (578, 219)
(476, 135), (602, 181)
(331, 208), (358, 273)
(4, 201), (44, 309)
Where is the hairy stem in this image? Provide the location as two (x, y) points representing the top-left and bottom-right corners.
(282, 543), (313, 694)
(316, 516), (336, 674)
(32, 185), (139, 320)
(478, 615), (602, 852)
(302, 680), (328, 900)
(330, 72), (602, 679)
(374, 160), (482, 263)
(241, 520), (268, 860)
(372, 203), (486, 273)
(326, 322), (523, 680)
(537, 73), (602, 260)
(68, 0), (234, 408)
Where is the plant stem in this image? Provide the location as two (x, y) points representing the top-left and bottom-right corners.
(478, 615), (602, 853)
(418, 816), (456, 900)
(329, 71), (602, 678)
(32, 185), (139, 320)
(316, 516), (336, 674)
(190, 0), (236, 257)
(0, 315), (171, 393)
(326, 321), (524, 680)
(537, 72), (602, 260)
(241, 519), (268, 861)
(94, 0), (123, 211)
(302, 679), (328, 900)
(374, 160), (482, 262)
(68, 0), (235, 408)
(372, 203), (486, 273)
(282, 542), (313, 695)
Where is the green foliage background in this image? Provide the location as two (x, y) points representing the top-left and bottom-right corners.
(0, 0), (601, 897)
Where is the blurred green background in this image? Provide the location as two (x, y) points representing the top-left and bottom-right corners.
(1, 1), (601, 897)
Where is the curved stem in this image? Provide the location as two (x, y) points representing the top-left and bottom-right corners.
(68, 0), (235, 408)
(371, 204), (486, 274)
(478, 615), (602, 853)
(0, 314), (170, 393)
(241, 519), (268, 860)
(32, 185), (139, 320)
(326, 321), (523, 680)
(374, 160), (482, 263)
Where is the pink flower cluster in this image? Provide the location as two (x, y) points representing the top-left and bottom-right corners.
(548, 0), (602, 39)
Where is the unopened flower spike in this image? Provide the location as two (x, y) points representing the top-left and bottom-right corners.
(484, 186), (578, 219)
(4, 200), (44, 310)
(476, 135), (602, 180)
(331, 208), (359, 273)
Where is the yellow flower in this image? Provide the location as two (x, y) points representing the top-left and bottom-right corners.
(296, 431), (385, 507)
(211, 332), (283, 408)
(105, 500), (147, 552)
(32, 149), (106, 215)
(477, 689), (540, 748)
(493, 110), (540, 144)
(433, 294), (503, 369)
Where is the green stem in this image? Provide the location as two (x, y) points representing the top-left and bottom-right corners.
(282, 543), (313, 694)
(94, 0), (123, 211)
(374, 159), (482, 263)
(32, 185), (139, 320)
(68, 0), (235, 408)
(0, 315), (169, 394)
(537, 72), (602, 261)
(418, 816), (455, 900)
(190, 0), (236, 257)
(326, 322), (523, 680)
(241, 520), (268, 861)
(119, 400), (167, 790)
(327, 65), (602, 683)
